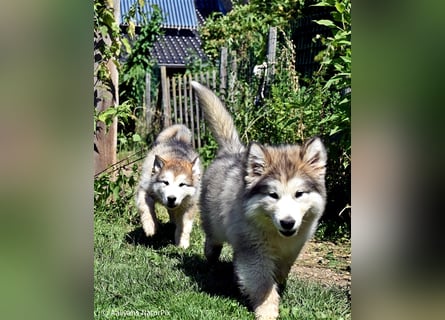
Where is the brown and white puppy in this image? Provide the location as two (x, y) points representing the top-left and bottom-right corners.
(135, 124), (201, 249)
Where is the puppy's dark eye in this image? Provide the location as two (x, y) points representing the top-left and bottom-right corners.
(295, 191), (304, 198)
(268, 192), (279, 199)
(161, 181), (169, 186)
(179, 183), (187, 187)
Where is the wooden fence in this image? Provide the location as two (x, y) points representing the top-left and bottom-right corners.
(158, 68), (220, 149)
(146, 27), (278, 149)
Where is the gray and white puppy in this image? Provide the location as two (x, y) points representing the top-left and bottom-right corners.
(192, 81), (327, 319)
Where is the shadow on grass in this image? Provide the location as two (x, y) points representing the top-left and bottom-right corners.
(125, 223), (176, 249)
(175, 253), (251, 310)
(125, 224), (250, 310)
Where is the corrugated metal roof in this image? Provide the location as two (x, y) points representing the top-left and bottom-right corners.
(121, 0), (199, 29)
(151, 29), (207, 66)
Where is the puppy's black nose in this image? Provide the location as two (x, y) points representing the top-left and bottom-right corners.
(280, 219), (295, 230)
(167, 196), (176, 204)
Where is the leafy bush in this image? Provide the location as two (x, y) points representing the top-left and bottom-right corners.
(310, 0), (351, 223)
(118, 3), (163, 151)
(94, 164), (139, 224)
(120, 3), (162, 110)
(200, 0), (302, 62)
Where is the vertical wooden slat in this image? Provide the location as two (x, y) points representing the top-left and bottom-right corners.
(167, 75), (171, 126)
(195, 73), (202, 149)
(212, 69), (217, 91)
(160, 66), (171, 127)
(183, 74), (189, 129)
(228, 50), (237, 106)
(172, 76), (177, 124)
(188, 74), (196, 148)
(178, 76), (183, 124)
(230, 50), (237, 81)
(200, 72), (205, 87)
(219, 47), (227, 100)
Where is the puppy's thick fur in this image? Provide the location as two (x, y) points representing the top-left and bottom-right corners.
(135, 124), (201, 249)
(192, 82), (327, 319)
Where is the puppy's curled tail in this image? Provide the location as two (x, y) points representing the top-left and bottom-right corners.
(155, 124), (192, 146)
(191, 81), (242, 152)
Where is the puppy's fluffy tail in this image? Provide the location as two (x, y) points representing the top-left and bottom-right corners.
(191, 81), (242, 152)
(155, 124), (192, 146)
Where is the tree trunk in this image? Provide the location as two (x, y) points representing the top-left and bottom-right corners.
(94, 0), (120, 176)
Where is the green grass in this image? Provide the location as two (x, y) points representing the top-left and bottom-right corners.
(95, 201), (351, 320)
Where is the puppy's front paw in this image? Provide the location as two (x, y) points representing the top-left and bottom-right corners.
(177, 238), (190, 249)
(141, 216), (157, 237)
(255, 304), (279, 320)
(254, 289), (279, 320)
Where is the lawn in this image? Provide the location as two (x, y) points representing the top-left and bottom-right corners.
(94, 202), (351, 319)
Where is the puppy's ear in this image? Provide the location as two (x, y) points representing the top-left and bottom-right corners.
(301, 137), (327, 173)
(152, 155), (165, 174)
(191, 156), (201, 177)
(246, 142), (268, 177)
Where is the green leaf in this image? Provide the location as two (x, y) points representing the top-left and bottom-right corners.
(128, 20), (136, 39)
(112, 185), (120, 200)
(310, 1), (333, 7)
(313, 19), (336, 28)
(99, 25), (108, 38)
(97, 108), (117, 123)
(340, 55), (351, 64)
(335, 2), (345, 13)
(330, 126), (343, 136)
(338, 97), (350, 105)
(319, 114), (339, 125)
(334, 63), (344, 71)
(132, 133), (142, 142)
(121, 38), (132, 55)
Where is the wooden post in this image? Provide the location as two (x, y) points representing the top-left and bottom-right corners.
(266, 27), (277, 92)
(94, 0), (120, 176)
(219, 47), (228, 100)
(160, 66), (171, 127)
(228, 50), (237, 106)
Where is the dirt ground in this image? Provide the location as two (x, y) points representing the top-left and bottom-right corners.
(291, 240), (351, 291)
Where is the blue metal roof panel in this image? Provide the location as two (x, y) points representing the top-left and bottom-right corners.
(151, 29), (207, 66)
(120, 0), (198, 29)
